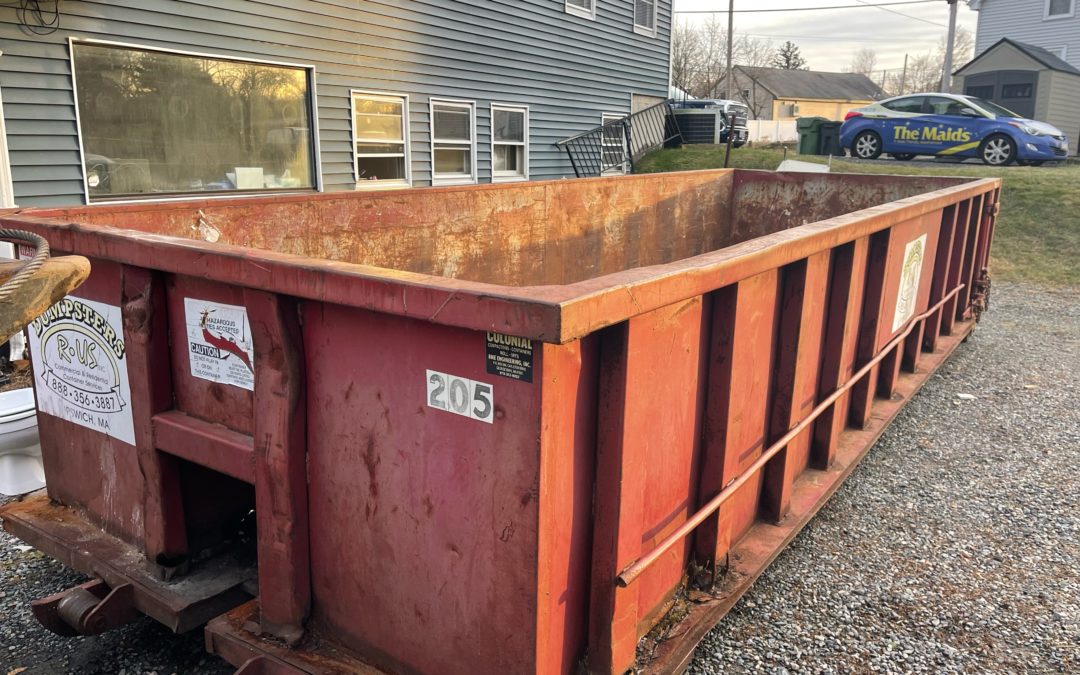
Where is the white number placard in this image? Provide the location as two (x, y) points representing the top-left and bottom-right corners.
(425, 369), (494, 424)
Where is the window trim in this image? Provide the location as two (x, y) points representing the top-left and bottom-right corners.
(68, 37), (322, 204)
(489, 103), (529, 183)
(633, 0), (657, 36)
(565, 0), (596, 20)
(429, 98), (477, 186)
(1044, 0), (1075, 19)
(351, 89), (411, 189)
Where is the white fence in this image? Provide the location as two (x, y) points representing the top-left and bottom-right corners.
(746, 120), (798, 144)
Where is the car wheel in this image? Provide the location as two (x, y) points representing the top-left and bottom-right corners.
(852, 131), (883, 160)
(892, 153), (915, 161)
(980, 134), (1016, 166)
(733, 141), (746, 149)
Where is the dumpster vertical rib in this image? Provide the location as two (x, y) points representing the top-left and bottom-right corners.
(244, 290), (310, 645)
(848, 230), (892, 429)
(762, 252), (829, 524)
(922, 204), (959, 355)
(122, 265), (187, 561)
(940, 199), (973, 336)
(956, 193), (985, 321)
(695, 272), (779, 573)
(811, 238), (868, 469)
(588, 298), (710, 675)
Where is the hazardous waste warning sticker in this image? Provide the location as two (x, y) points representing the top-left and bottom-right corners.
(27, 297), (135, 445)
(184, 298), (255, 391)
(485, 332), (534, 382)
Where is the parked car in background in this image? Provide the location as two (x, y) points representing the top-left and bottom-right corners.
(840, 92), (1069, 166)
(670, 99), (751, 147)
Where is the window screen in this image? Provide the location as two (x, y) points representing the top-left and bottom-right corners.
(431, 101), (475, 183)
(492, 106), (527, 181)
(1047, 0), (1073, 16)
(635, 0), (656, 32)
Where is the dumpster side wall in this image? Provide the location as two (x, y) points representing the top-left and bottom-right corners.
(0, 0), (672, 207)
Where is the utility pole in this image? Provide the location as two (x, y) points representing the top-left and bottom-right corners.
(941, 0), (959, 92)
(900, 53), (909, 95)
(726, 0), (734, 99)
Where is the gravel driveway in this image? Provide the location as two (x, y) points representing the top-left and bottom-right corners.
(2, 281), (1078, 674)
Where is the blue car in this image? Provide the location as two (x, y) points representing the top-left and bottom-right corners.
(840, 93), (1069, 166)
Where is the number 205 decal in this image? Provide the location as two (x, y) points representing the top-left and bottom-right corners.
(426, 369), (494, 424)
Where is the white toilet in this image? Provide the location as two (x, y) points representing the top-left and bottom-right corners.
(0, 387), (43, 496)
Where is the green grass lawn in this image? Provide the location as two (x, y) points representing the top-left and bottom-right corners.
(636, 146), (1080, 286)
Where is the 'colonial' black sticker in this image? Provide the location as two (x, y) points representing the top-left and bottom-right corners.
(485, 332), (534, 382)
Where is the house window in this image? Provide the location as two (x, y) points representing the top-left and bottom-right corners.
(491, 104), (528, 182)
(1002, 83), (1034, 99)
(430, 99), (476, 185)
(634, 0), (657, 35)
(566, 0), (595, 20)
(352, 92), (410, 186)
(1045, 0), (1074, 18)
(71, 41), (315, 201)
(966, 85), (995, 99)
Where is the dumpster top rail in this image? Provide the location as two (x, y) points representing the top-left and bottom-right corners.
(1, 169), (999, 344)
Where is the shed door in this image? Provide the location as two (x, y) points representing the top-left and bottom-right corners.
(965, 70), (1038, 119)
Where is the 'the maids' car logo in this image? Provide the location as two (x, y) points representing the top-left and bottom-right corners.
(894, 125), (972, 143)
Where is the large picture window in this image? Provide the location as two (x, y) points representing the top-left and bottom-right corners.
(491, 104), (528, 182)
(430, 99), (476, 185)
(72, 41), (315, 200)
(352, 91), (410, 186)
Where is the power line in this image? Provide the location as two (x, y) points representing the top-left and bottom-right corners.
(674, 0), (939, 14)
(852, 0), (948, 27)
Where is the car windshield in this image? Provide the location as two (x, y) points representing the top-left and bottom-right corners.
(964, 96), (1021, 119)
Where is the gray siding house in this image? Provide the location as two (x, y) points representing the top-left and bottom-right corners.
(969, 0), (1080, 69)
(0, 0), (672, 207)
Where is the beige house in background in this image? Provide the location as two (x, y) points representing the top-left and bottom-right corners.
(719, 66), (885, 121)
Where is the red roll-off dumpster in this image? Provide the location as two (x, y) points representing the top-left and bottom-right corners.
(0, 169), (999, 674)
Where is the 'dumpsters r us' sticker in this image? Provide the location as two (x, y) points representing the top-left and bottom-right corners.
(27, 296), (136, 445)
(184, 298), (255, 391)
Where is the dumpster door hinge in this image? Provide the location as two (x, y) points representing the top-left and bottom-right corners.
(31, 578), (139, 637)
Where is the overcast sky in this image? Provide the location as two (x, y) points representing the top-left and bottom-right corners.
(671, 0), (980, 76)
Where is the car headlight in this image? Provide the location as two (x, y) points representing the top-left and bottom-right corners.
(1008, 122), (1043, 136)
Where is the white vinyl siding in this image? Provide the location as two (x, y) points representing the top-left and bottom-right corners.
(565, 0), (595, 20)
(634, 0), (656, 36)
(351, 91), (410, 187)
(429, 99), (476, 185)
(490, 104), (528, 182)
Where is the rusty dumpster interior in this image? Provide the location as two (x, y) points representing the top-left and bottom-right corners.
(28, 170), (971, 287)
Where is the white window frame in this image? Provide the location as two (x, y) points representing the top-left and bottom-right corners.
(1044, 0), (1075, 19)
(634, 0), (657, 37)
(489, 104), (529, 183)
(600, 112), (628, 175)
(429, 98), (477, 186)
(565, 0), (596, 20)
(68, 37), (322, 205)
(351, 90), (411, 189)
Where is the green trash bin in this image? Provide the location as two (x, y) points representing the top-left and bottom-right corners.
(820, 121), (843, 156)
(796, 116), (827, 155)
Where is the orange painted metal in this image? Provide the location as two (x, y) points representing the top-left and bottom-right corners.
(0, 170), (999, 675)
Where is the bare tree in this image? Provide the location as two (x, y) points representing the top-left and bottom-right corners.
(670, 19), (776, 99)
(847, 48), (878, 77)
(883, 27), (977, 96)
(772, 41), (808, 70)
